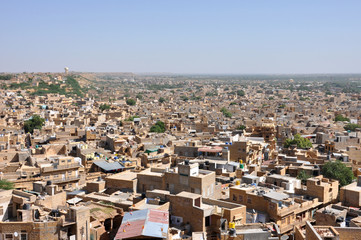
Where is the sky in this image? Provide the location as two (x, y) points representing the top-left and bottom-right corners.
(1, 1), (361, 74)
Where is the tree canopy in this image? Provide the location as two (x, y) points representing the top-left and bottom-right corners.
(125, 115), (139, 121)
(344, 123), (361, 132)
(335, 114), (350, 122)
(24, 115), (45, 134)
(237, 90), (245, 96)
(297, 170), (312, 185)
(99, 104), (111, 111)
(237, 125), (246, 130)
(220, 107), (232, 118)
(284, 134), (312, 149)
(150, 121), (166, 133)
(126, 98), (136, 106)
(321, 160), (354, 186)
(180, 96), (188, 102)
(159, 97), (166, 103)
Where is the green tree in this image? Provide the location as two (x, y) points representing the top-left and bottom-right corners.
(159, 97), (166, 103)
(344, 123), (361, 132)
(220, 107), (232, 118)
(237, 90), (245, 96)
(335, 115), (350, 122)
(284, 134), (312, 149)
(125, 115), (139, 121)
(322, 161), (354, 186)
(180, 96), (188, 102)
(0, 180), (14, 190)
(237, 125), (246, 130)
(297, 170), (312, 185)
(150, 121), (166, 133)
(0, 74), (12, 80)
(136, 94), (143, 100)
(126, 98), (136, 106)
(24, 115), (45, 134)
(99, 104), (111, 111)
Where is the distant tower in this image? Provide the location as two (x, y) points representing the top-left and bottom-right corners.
(64, 67), (69, 75)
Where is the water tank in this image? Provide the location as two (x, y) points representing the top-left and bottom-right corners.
(229, 222), (235, 229)
(184, 160), (189, 165)
(46, 180), (52, 186)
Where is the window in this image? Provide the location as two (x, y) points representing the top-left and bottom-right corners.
(67, 159), (71, 163)
(247, 197), (252, 204)
(0, 206), (3, 215)
(205, 216), (210, 227)
(4, 234), (13, 240)
(233, 194), (237, 201)
(239, 195), (243, 202)
(21, 231), (27, 240)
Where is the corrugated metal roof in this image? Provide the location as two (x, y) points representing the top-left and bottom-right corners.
(93, 160), (124, 172)
(115, 209), (169, 239)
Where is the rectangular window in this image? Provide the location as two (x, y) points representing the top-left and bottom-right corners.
(239, 195), (243, 202)
(4, 234), (13, 240)
(21, 231), (27, 240)
(0, 206), (3, 215)
(205, 216), (211, 227)
(247, 197), (252, 204)
(233, 194), (237, 201)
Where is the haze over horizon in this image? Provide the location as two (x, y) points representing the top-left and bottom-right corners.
(1, 0), (361, 74)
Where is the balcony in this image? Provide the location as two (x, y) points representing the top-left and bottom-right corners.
(42, 163), (81, 173)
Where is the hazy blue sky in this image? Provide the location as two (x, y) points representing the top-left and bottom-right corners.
(1, 1), (361, 74)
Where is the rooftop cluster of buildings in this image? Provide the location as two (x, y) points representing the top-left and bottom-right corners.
(1, 72), (361, 240)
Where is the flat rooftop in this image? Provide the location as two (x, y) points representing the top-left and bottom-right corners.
(106, 171), (137, 180)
